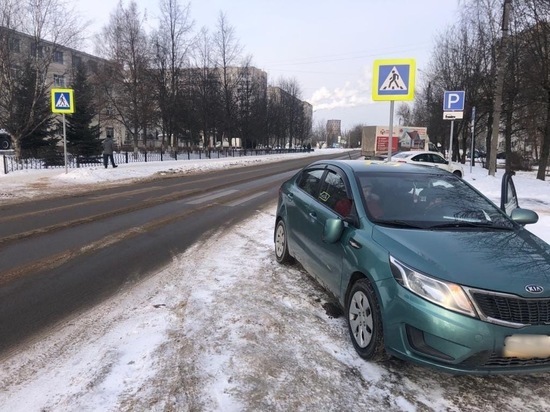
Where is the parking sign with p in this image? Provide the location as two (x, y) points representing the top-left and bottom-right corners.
(443, 91), (465, 111)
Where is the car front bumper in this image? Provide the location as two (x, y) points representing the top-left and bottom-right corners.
(378, 278), (550, 375)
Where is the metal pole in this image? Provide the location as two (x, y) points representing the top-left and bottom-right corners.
(388, 101), (395, 159)
(63, 113), (68, 174)
(470, 106), (476, 173)
(448, 120), (454, 162)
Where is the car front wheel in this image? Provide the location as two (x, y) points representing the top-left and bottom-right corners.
(0, 137), (10, 150)
(347, 279), (388, 361)
(274, 219), (294, 264)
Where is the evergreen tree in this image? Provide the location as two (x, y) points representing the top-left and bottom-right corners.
(64, 63), (101, 159)
(13, 62), (55, 157)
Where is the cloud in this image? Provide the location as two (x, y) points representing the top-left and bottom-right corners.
(308, 66), (374, 111)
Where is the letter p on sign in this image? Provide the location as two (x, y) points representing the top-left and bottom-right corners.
(443, 91), (465, 111)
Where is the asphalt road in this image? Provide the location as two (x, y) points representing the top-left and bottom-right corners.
(0, 150), (360, 357)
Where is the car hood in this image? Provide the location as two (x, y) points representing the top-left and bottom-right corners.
(372, 226), (550, 298)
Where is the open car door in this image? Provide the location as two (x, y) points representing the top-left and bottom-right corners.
(500, 171), (539, 225)
(500, 171), (519, 215)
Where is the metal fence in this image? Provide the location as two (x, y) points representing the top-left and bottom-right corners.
(1, 147), (314, 174)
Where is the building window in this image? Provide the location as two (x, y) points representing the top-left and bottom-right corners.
(106, 127), (114, 138)
(72, 55), (82, 68)
(9, 38), (20, 53)
(30, 44), (44, 58)
(53, 51), (64, 64)
(53, 74), (66, 87)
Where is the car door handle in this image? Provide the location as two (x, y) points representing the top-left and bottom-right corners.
(308, 212), (317, 220)
(286, 193), (294, 201)
(349, 238), (362, 249)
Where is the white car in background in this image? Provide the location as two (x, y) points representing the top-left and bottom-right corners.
(389, 151), (464, 177)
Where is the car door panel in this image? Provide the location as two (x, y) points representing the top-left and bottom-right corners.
(305, 168), (355, 295)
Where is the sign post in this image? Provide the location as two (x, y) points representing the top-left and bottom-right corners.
(470, 106), (476, 173)
(443, 91), (465, 162)
(372, 59), (416, 159)
(51, 88), (75, 174)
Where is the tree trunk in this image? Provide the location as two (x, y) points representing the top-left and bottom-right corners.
(12, 135), (22, 158)
(536, 90), (550, 181)
(488, 0), (512, 176)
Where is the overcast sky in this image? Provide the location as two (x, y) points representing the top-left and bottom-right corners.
(74, 0), (461, 130)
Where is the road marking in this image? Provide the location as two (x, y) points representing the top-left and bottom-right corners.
(224, 191), (267, 207)
(186, 189), (238, 204)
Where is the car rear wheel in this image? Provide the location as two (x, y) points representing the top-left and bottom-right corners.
(274, 219), (294, 264)
(0, 137), (10, 150)
(453, 170), (462, 178)
(347, 279), (388, 361)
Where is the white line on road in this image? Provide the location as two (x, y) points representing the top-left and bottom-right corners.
(185, 189), (238, 204)
(224, 192), (267, 207)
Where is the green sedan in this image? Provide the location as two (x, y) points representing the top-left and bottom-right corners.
(274, 159), (550, 375)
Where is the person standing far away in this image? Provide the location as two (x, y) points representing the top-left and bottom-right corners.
(102, 135), (118, 168)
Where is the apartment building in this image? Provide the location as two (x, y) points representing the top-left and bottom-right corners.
(0, 26), (120, 146)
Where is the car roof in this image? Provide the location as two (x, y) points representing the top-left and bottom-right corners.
(308, 159), (450, 175)
(398, 150), (441, 156)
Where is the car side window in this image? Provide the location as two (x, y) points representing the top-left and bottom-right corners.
(414, 154), (429, 163)
(430, 154), (446, 164)
(297, 169), (324, 197)
(318, 170), (353, 216)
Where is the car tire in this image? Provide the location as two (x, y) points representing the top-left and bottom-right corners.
(453, 170), (462, 178)
(274, 219), (294, 264)
(0, 137), (10, 150)
(346, 278), (388, 361)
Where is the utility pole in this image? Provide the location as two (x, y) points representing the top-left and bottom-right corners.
(488, 0), (512, 176)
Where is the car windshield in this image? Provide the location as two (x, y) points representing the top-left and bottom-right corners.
(357, 172), (515, 230)
(391, 152), (411, 159)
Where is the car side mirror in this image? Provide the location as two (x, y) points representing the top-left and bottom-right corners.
(510, 208), (539, 225)
(323, 218), (344, 243)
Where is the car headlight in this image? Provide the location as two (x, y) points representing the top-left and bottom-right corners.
(389, 256), (477, 317)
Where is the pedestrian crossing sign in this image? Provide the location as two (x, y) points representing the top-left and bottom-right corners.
(51, 88), (75, 114)
(372, 59), (416, 101)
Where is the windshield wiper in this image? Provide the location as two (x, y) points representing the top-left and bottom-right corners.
(378, 220), (426, 229)
(428, 221), (513, 230)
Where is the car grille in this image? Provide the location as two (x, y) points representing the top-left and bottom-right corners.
(459, 351), (550, 369)
(472, 292), (550, 325)
(483, 353), (550, 368)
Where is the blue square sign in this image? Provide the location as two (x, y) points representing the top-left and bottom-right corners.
(443, 91), (465, 111)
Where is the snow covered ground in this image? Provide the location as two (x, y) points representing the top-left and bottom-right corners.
(0, 150), (549, 411)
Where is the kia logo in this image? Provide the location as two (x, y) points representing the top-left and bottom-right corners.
(525, 285), (544, 294)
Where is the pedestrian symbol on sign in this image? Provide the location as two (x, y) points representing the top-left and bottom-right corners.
(55, 93), (70, 108)
(381, 67), (407, 91)
(51, 88), (74, 114)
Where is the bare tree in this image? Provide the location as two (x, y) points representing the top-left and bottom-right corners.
(96, 1), (152, 152)
(311, 119), (329, 148)
(278, 77), (303, 148)
(487, 0), (512, 175)
(235, 56), (267, 149)
(396, 103), (412, 126)
(415, 1), (501, 164)
(347, 124), (366, 148)
(151, 0), (194, 149)
(514, 0), (550, 180)
(212, 12), (243, 142)
(190, 28), (223, 147)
